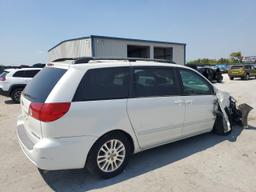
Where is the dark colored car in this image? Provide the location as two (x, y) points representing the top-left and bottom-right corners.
(186, 65), (223, 83)
(197, 67), (223, 83)
(215, 64), (231, 73)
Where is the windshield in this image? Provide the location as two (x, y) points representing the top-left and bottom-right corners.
(23, 67), (67, 102)
(231, 66), (243, 69)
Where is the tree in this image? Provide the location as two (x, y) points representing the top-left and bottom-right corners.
(187, 51), (245, 65)
(187, 58), (217, 65)
(217, 58), (229, 64)
(230, 52), (242, 63)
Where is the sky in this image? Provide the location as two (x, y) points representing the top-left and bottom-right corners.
(0, 0), (255, 65)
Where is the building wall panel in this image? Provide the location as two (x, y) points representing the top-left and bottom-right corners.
(93, 37), (185, 64)
(48, 38), (92, 61)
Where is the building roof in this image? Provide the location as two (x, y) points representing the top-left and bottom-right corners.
(48, 35), (186, 52)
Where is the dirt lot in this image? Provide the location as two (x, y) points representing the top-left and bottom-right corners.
(0, 74), (256, 192)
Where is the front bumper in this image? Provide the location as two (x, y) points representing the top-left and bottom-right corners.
(216, 90), (253, 131)
(16, 120), (97, 170)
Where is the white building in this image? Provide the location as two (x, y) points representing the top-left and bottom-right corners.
(48, 35), (186, 65)
(242, 56), (256, 63)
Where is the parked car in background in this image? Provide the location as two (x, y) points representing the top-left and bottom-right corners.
(0, 68), (41, 103)
(0, 63), (45, 74)
(186, 65), (223, 83)
(228, 64), (256, 80)
(17, 58), (235, 179)
(197, 67), (223, 83)
(215, 64), (230, 73)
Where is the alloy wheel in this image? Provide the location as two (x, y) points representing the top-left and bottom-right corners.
(97, 139), (126, 173)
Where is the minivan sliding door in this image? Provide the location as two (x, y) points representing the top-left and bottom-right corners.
(127, 67), (185, 149)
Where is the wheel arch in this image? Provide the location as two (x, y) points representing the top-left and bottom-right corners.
(85, 129), (135, 167)
(9, 84), (26, 95)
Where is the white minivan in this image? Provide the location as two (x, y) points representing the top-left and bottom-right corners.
(17, 58), (230, 178)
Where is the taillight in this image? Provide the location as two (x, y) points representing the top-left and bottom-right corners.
(29, 102), (70, 122)
(0, 76), (6, 81)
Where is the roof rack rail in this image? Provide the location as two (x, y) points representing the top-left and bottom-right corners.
(52, 58), (78, 62)
(52, 57), (176, 64)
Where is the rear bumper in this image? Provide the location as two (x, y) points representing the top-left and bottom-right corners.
(0, 88), (9, 96)
(16, 116), (97, 170)
(229, 75), (245, 78)
(228, 72), (245, 78)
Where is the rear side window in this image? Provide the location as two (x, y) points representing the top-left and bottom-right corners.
(73, 67), (130, 101)
(23, 68), (66, 102)
(13, 70), (40, 78)
(132, 67), (179, 97)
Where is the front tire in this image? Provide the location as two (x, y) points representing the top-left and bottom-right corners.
(86, 132), (132, 178)
(11, 88), (23, 103)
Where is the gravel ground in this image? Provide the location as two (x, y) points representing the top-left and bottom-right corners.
(0, 74), (256, 192)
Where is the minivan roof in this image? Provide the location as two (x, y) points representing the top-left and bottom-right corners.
(49, 60), (187, 71)
(52, 57), (176, 64)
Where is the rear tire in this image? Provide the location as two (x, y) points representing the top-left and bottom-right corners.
(11, 88), (23, 103)
(86, 132), (132, 178)
(217, 78), (222, 83)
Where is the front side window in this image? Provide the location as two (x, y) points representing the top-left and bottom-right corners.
(73, 67), (130, 101)
(179, 69), (213, 95)
(132, 67), (179, 97)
